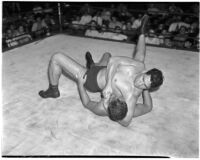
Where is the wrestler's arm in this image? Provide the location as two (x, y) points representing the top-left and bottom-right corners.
(133, 90), (153, 117)
(118, 90), (153, 126)
(77, 79), (108, 117)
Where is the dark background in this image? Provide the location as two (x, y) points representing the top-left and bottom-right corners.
(3, 1), (198, 13)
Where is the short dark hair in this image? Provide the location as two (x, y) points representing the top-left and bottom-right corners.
(146, 68), (164, 90)
(107, 99), (127, 121)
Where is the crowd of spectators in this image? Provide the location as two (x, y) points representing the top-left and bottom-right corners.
(3, 2), (57, 49)
(67, 3), (199, 50)
(2, 2), (199, 51)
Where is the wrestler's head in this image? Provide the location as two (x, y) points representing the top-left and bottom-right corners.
(107, 98), (127, 121)
(135, 68), (164, 90)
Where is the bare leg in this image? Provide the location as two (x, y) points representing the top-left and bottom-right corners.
(85, 52), (111, 68)
(133, 34), (146, 62)
(39, 52), (87, 98)
(132, 14), (149, 62)
(95, 52), (112, 66)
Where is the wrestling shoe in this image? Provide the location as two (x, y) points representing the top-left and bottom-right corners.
(138, 14), (149, 35)
(39, 84), (60, 98)
(85, 51), (94, 69)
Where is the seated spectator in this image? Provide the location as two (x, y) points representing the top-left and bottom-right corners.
(4, 21), (32, 48)
(147, 4), (160, 15)
(43, 14), (55, 31)
(168, 16), (190, 33)
(177, 16), (191, 30)
(16, 25), (25, 36)
(101, 10), (111, 26)
(5, 32), (18, 47)
(184, 38), (194, 49)
(31, 14), (49, 38)
(79, 11), (92, 27)
(164, 37), (173, 47)
(26, 13), (35, 32)
(14, 25), (32, 45)
(85, 20), (100, 38)
(117, 3), (127, 14)
(130, 16), (136, 27)
(109, 16), (122, 30)
(92, 11), (103, 26)
(168, 3), (183, 14)
(173, 26), (189, 47)
(109, 4), (116, 15)
(145, 29), (160, 45)
(132, 14), (143, 29)
(123, 21), (137, 42)
(33, 4), (43, 15)
(8, 23), (19, 37)
(43, 3), (53, 14)
(5, 29), (14, 39)
(158, 29), (172, 45)
(118, 4), (131, 22)
(111, 26), (128, 41)
(71, 15), (81, 29)
(156, 23), (165, 34)
(97, 23), (113, 39)
(80, 3), (93, 15)
(188, 19), (199, 37)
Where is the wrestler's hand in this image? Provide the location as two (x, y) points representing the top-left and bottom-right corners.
(76, 73), (87, 85)
(103, 87), (112, 99)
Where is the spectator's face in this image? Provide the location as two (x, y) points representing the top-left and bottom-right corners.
(184, 41), (192, 48)
(37, 17), (41, 22)
(76, 16), (80, 21)
(19, 26), (24, 33)
(164, 38), (172, 47)
(138, 14), (142, 19)
(10, 25), (15, 30)
(191, 22), (198, 29)
(180, 27), (186, 34)
(112, 17), (116, 22)
(91, 21), (96, 29)
(105, 11), (111, 17)
(102, 25), (106, 31)
(6, 30), (12, 38)
(115, 27), (121, 33)
(162, 29), (167, 35)
(126, 22), (132, 30)
(158, 24), (164, 30)
(131, 17), (135, 22)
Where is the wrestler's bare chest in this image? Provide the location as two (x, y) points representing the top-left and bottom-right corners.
(112, 65), (144, 98)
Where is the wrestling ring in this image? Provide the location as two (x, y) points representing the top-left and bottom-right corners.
(2, 34), (199, 157)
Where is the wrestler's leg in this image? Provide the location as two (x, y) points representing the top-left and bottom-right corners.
(39, 52), (87, 98)
(133, 14), (149, 62)
(95, 52), (112, 66)
(86, 52), (111, 68)
(133, 34), (146, 62)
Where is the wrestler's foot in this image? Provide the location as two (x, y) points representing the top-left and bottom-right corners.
(39, 84), (60, 98)
(85, 51), (94, 69)
(139, 14), (149, 35)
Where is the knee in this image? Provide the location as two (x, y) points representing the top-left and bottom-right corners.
(104, 52), (112, 58)
(51, 52), (64, 63)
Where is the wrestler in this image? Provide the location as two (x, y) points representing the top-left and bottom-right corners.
(39, 50), (127, 121)
(78, 14), (164, 126)
(99, 14), (164, 126)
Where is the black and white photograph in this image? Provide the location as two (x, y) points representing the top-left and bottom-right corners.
(2, 1), (199, 158)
